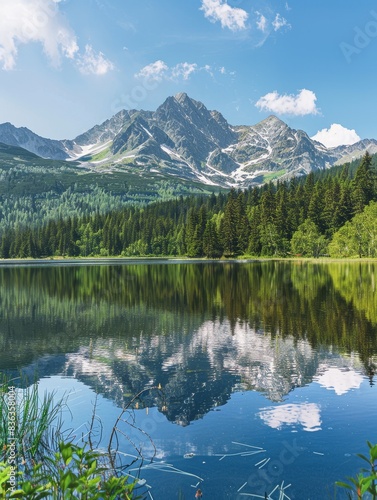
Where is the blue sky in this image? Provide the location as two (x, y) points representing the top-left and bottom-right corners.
(0, 0), (376, 147)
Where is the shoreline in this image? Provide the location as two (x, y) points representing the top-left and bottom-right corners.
(0, 257), (249, 267)
(0, 256), (376, 267)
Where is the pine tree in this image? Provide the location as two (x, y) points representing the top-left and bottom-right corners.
(235, 192), (250, 254)
(203, 220), (222, 258)
(322, 178), (340, 237)
(307, 183), (324, 231)
(247, 205), (262, 255)
(259, 183), (275, 226)
(185, 207), (202, 257)
(274, 182), (290, 254)
(352, 151), (375, 214)
(221, 189), (239, 256)
(332, 182), (353, 232)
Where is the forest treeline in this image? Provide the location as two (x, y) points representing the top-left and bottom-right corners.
(1, 152), (376, 259)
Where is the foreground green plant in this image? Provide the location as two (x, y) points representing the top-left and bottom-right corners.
(336, 441), (377, 499)
(0, 375), (67, 470)
(0, 378), (144, 499)
(0, 441), (139, 499)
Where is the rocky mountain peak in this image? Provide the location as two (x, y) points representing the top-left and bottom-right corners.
(0, 93), (375, 189)
(254, 114), (289, 133)
(174, 92), (189, 104)
(174, 92), (205, 113)
(264, 115), (287, 125)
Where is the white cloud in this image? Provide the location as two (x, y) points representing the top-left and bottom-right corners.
(256, 89), (319, 116)
(171, 62), (198, 80)
(200, 0), (248, 31)
(256, 12), (268, 33)
(135, 61), (225, 82)
(0, 0), (78, 70)
(258, 403), (322, 432)
(203, 64), (214, 77)
(135, 60), (169, 82)
(77, 45), (114, 76)
(253, 11), (291, 47)
(272, 13), (290, 31)
(0, 0), (113, 75)
(311, 124), (361, 148)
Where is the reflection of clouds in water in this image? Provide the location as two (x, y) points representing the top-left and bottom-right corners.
(258, 403), (321, 432)
(314, 367), (364, 396)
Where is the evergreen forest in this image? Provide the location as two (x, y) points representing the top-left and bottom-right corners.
(1, 152), (377, 259)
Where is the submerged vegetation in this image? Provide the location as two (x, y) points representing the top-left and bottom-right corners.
(0, 152), (376, 260)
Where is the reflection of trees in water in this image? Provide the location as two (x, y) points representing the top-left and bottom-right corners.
(0, 261), (376, 422)
(1, 261), (377, 361)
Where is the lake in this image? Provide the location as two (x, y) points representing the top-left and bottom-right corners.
(1, 260), (376, 499)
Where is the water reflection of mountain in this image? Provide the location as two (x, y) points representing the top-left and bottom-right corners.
(0, 262), (376, 424)
(7, 325), (374, 426)
(60, 319), (375, 425)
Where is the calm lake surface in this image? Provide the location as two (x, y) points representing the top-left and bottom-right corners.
(1, 260), (377, 499)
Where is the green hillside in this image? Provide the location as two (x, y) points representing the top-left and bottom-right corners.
(0, 145), (222, 233)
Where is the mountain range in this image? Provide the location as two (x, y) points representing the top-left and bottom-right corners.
(1, 92), (377, 188)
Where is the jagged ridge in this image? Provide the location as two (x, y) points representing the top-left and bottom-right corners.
(1, 93), (377, 188)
